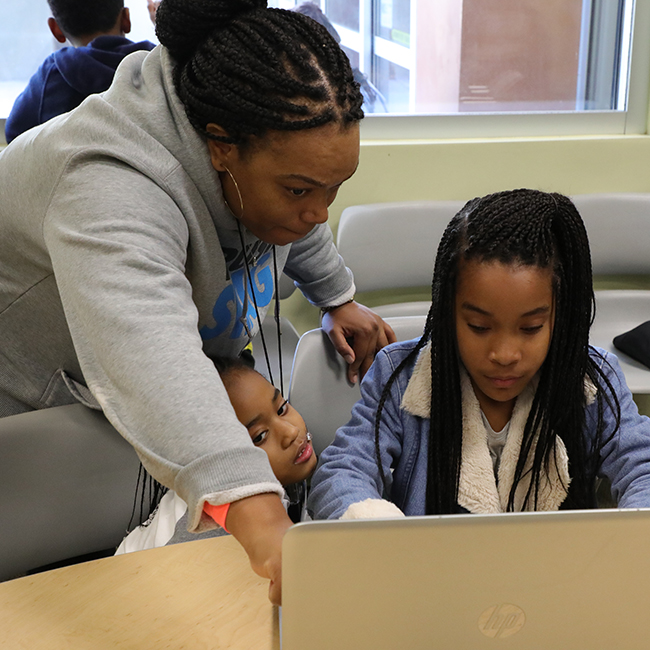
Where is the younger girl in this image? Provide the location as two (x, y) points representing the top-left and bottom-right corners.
(309, 189), (650, 520)
(118, 357), (317, 553)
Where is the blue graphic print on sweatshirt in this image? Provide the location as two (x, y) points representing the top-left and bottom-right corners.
(200, 252), (274, 340)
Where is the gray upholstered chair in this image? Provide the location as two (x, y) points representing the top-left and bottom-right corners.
(572, 193), (650, 276)
(253, 273), (300, 392)
(336, 200), (464, 318)
(0, 404), (141, 581)
(288, 315), (426, 455)
(591, 291), (650, 393)
(573, 193), (650, 394)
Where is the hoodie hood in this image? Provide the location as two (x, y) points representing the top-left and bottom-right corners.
(100, 45), (228, 223)
(52, 36), (155, 95)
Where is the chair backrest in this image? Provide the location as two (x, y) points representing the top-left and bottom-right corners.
(336, 201), (465, 293)
(252, 274), (299, 391)
(591, 290), (650, 394)
(336, 195), (650, 319)
(288, 315), (427, 456)
(0, 404), (141, 581)
(253, 316), (300, 393)
(570, 193), (650, 275)
(337, 195), (650, 288)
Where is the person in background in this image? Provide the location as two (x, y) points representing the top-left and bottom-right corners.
(4, 0), (155, 143)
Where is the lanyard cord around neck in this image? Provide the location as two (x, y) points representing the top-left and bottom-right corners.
(235, 221), (283, 394)
(272, 248), (284, 397)
(128, 229), (284, 530)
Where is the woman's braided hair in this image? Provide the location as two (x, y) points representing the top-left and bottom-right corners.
(155, 0), (363, 146)
(374, 188), (621, 514)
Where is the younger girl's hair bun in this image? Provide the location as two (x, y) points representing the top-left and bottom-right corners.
(155, 0), (269, 65)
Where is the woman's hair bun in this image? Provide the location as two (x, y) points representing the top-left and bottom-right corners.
(155, 0), (268, 65)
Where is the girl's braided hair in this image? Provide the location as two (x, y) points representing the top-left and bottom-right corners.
(154, 0), (363, 147)
(374, 188), (621, 514)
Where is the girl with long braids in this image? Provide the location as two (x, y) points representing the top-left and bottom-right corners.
(309, 189), (650, 521)
(0, 0), (395, 603)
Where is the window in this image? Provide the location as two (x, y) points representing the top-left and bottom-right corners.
(0, 0), (51, 119)
(2, 0), (648, 140)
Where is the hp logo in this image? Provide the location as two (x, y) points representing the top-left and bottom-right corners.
(478, 603), (526, 639)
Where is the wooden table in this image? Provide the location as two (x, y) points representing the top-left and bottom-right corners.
(0, 535), (279, 649)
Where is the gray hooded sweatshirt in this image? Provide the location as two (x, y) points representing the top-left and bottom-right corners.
(0, 46), (355, 532)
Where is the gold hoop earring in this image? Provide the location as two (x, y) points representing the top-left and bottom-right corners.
(223, 166), (244, 219)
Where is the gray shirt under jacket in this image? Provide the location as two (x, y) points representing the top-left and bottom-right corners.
(0, 46), (355, 534)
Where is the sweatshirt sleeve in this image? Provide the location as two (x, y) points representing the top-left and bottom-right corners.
(43, 159), (283, 533)
(308, 347), (405, 519)
(282, 222), (355, 308)
(590, 351), (650, 508)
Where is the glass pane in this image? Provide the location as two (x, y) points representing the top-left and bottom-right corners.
(458, 0), (584, 112)
(325, 0), (360, 32)
(582, 0), (630, 110)
(373, 56), (409, 113)
(375, 0), (410, 46)
(0, 0), (51, 118)
(341, 46), (360, 70)
(369, 0), (634, 115)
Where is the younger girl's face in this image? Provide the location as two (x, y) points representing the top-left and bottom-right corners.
(224, 369), (317, 486)
(454, 260), (555, 429)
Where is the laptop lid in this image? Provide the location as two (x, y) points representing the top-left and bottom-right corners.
(282, 508), (650, 650)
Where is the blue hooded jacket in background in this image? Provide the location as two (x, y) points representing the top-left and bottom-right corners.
(4, 35), (155, 144)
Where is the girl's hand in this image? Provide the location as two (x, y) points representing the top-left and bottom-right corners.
(226, 493), (293, 605)
(321, 302), (397, 384)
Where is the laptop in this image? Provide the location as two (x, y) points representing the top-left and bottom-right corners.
(281, 508), (650, 649)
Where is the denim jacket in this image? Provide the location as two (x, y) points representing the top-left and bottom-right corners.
(308, 340), (650, 520)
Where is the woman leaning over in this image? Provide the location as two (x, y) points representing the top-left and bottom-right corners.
(0, 0), (395, 602)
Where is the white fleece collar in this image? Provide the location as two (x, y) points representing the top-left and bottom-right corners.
(401, 344), (579, 513)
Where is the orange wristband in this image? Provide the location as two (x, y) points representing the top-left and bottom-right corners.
(204, 502), (231, 533)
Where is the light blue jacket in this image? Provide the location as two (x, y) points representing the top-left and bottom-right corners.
(309, 340), (650, 520)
